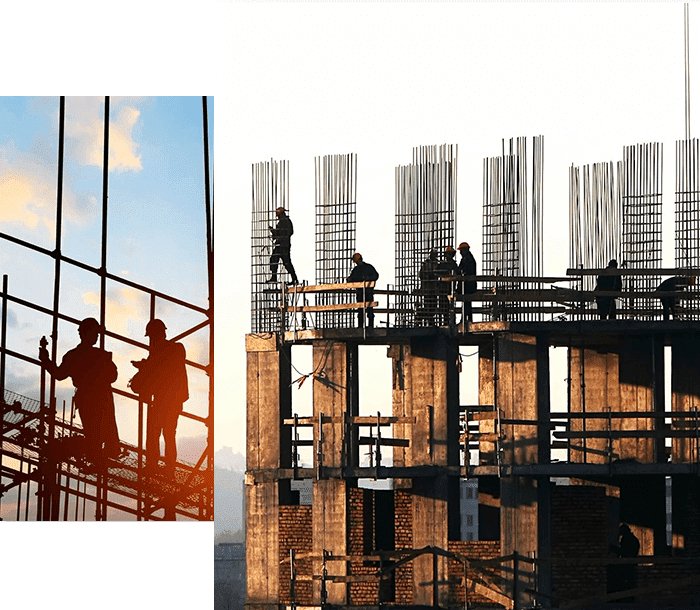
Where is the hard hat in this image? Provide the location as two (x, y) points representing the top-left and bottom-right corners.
(352, 252), (362, 263)
(145, 318), (167, 337)
(78, 317), (101, 333)
(275, 206), (285, 214)
(458, 242), (470, 250)
(445, 246), (455, 252)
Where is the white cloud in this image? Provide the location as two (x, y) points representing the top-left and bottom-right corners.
(65, 98), (143, 173)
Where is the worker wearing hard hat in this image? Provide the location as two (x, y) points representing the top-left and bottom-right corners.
(418, 249), (439, 325)
(39, 317), (121, 467)
(458, 242), (477, 322)
(131, 318), (189, 477)
(655, 274), (696, 320)
(437, 246), (460, 325)
(348, 252), (379, 328)
(267, 206), (299, 285)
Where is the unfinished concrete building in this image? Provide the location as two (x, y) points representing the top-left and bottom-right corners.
(246, 141), (700, 609)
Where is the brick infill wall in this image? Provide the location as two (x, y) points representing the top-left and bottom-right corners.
(279, 505), (313, 605)
(448, 540), (501, 607)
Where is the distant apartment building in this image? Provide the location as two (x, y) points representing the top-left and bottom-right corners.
(215, 543), (245, 610)
(460, 478), (479, 541)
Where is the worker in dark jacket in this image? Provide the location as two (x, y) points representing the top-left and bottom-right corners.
(595, 259), (622, 320)
(39, 317), (121, 467)
(348, 252), (378, 328)
(267, 206), (299, 284)
(656, 275), (695, 320)
(608, 523), (640, 601)
(437, 246), (459, 325)
(458, 242), (477, 322)
(131, 318), (189, 476)
(418, 250), (439, 325)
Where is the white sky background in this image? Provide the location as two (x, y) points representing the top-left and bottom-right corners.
(219, 2), (699, 459)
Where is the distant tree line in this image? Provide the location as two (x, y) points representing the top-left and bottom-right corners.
(215, 528), (244, 544)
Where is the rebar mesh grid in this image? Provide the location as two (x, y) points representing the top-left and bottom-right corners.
(314, 153), (357, 329)
(569, 161), (622, 319)
(621, 142), (663, 319)
(394, 144), (457, 327)
(482, 136), (544, 321)
(251, 159), (289, 333)
(675, 139), (700, 320)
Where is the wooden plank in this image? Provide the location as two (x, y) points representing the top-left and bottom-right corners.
(283, 415), (414, 426)
(286, 281), (375, 293)
(358, 436), (410, 447)
(282, 301), (377, 313)
(470, 581), (514, 609)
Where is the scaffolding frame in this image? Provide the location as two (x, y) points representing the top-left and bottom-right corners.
(0, 96), (213, 521)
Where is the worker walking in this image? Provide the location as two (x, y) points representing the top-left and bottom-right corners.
(267, 206), (299, 285)
(39, 317), (121, 468)
(458, 242), (477, 322)
(608, 523), (640, 601)
(595, 259), (622, 320)
(656, 275), (695, 320)
(437, 246), (459, 325)
(418, 249), (439, 325)
(348, 252), (379, 328)
(131, 319), (189, 476)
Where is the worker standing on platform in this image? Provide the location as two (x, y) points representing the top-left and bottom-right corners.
(458, 242), (477, 322)
(348, 253), (379, 329)
(39, 317), (121, 467)
(595, 259), (622, 320)
(437, 246), (459, 325)
(131, 319), (189, 476)
(267, 206), (299, 285)
(418, 249), (439, 325)
(656, 275), (695, 320)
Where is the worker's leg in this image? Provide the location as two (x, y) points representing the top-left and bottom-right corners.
(163, 406), (180, 476)
(146, 405), (163, 470)
(281, 250), (298, 284)
(268, 246), (281, 282)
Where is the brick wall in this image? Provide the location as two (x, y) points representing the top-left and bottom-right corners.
(348, 487), (378, 605)
(392, 490), (413, 605)
(551, 485), (608, 601)
(279, 505), (313, 605)
(448, 540), (502, 607)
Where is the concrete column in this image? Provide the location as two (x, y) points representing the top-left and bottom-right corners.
(672, 336), (700, 463)
(390, 335), (459, 607)
(312, 341), (354, 605)
(569, 337), (661, 464)
(493, 333), (544, 607)
(245, 333), (291, 609)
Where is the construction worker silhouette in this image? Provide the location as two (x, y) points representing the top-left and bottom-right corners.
(39, 317), (120, 466)
(458, 242), (477, 322)
(348, 252), (379, 328)
(656, 275), (695, 320)
(608, 523), (640, 601)
(131, 318), (188, 475)
(267, 206), (299, 284)
(595, 259), (622, 320)
(417, 250), (439, 325)
(437, 246), (459, 325)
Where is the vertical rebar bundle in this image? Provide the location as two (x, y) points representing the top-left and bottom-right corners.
(394, 144), (457, 327)
(675, 138), (700, 320)
(621, 142), (663, 319)
(482, 136), (543, 321)
(569, 161), (622, 316)
(251, 159), (289, 333)
(314, 153), (357, 328)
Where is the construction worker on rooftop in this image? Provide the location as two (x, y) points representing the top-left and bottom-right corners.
(458, 242), (477, 322)
(348, 252), (379, 329)
(267, 206), (299, 285)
